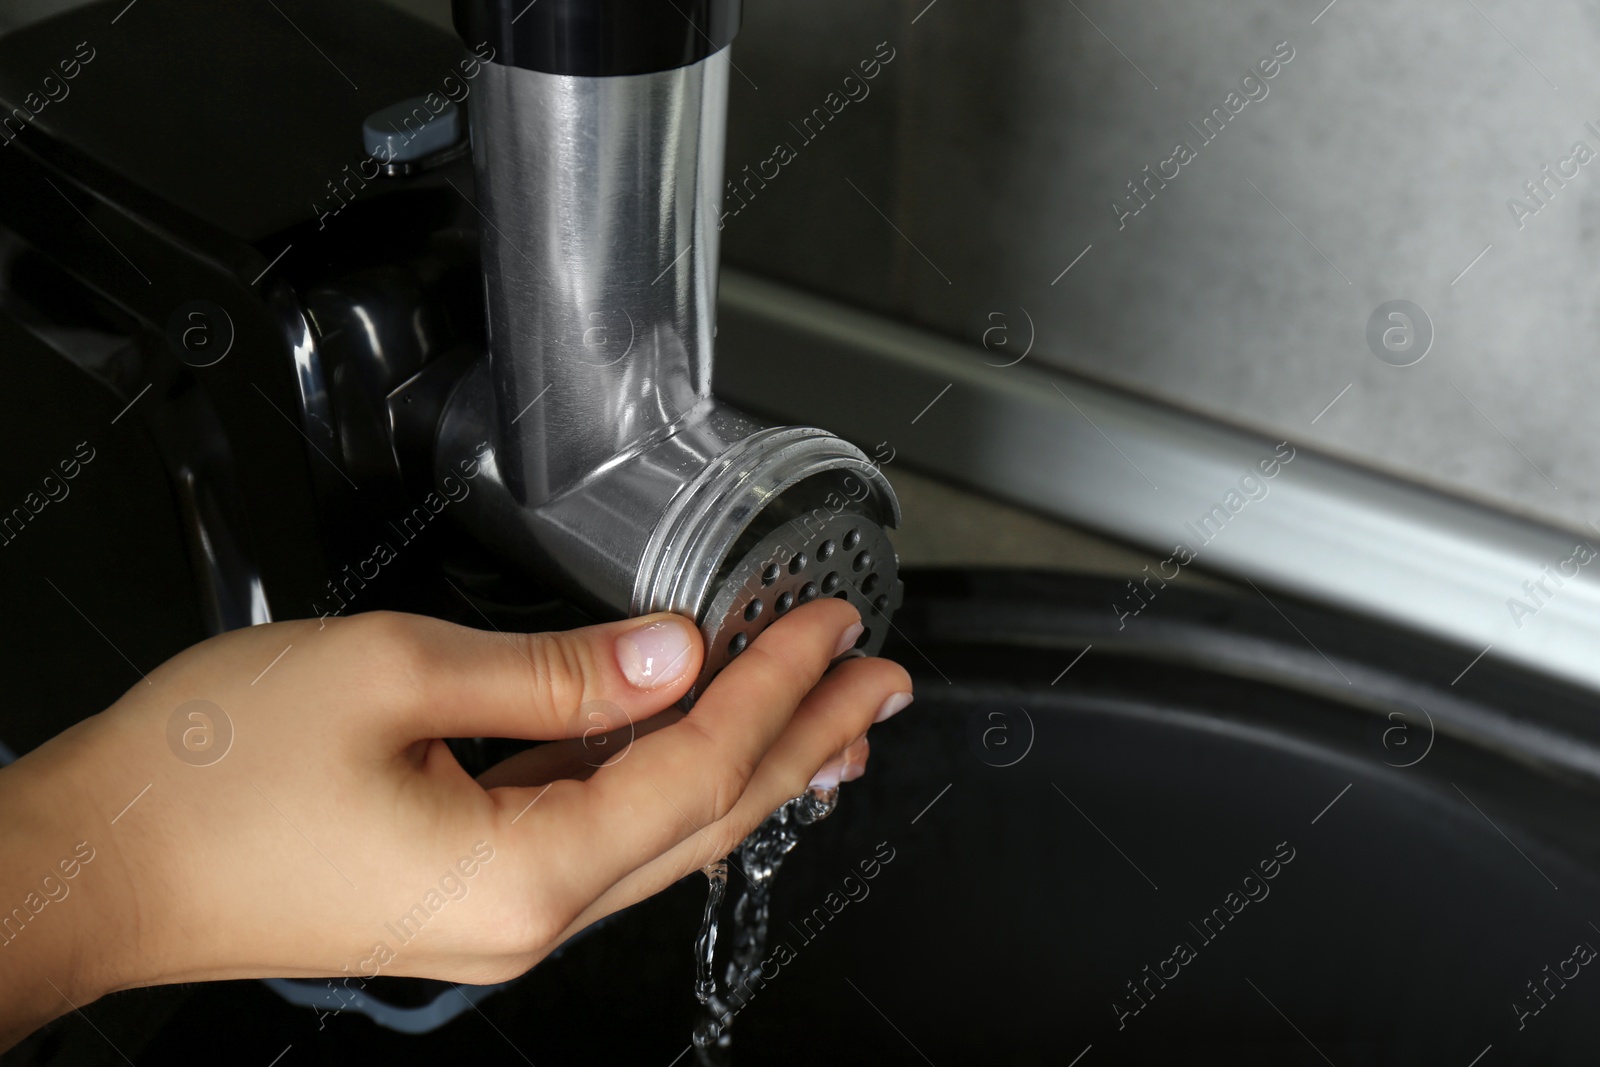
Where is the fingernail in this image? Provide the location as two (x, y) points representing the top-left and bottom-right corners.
(832, 622), (864, 658)
(616, 617), (696, 689)
(840, 736), (870, 782)
(873, 691), (914, 724)
(808, 753), (847, 791)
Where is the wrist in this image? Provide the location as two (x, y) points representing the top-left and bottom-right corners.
(0, 719), (153, 1048)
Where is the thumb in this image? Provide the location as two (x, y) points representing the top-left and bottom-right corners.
(356, 610), (704, 742)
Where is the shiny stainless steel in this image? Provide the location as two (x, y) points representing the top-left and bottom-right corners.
(630, 424), (898, 621)
(436, 361), (899, 618)
(472, 53), (728, 507)
(444, 48), (901, 626)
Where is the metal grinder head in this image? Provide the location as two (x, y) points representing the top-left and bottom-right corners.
(441, 0), (906, 667)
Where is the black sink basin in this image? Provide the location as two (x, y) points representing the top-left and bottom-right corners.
(21, 570), (1600, 1066)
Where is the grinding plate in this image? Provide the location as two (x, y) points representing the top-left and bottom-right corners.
(688, 511), (904, 704)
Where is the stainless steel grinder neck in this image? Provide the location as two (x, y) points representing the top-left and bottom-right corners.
(442, 0), (902, 696)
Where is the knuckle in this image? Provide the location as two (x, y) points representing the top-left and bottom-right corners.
(515, 630), (595, 722)
(702, 823), (747, 865)
(345, 609), (419, 655)
(515, 896), (571, 955)
(490, 857), (578, 954)
(704, 749), (757, 825)
(826, 720), (861, 762)
(490, 893), (565, 959)
(447, 957), (519, 986)
(341, 611), (434, 695)
(804, 597), (862, 640)
(733, 640), (810, 705)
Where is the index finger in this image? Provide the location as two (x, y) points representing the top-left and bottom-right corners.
(495, 597), (862, 910)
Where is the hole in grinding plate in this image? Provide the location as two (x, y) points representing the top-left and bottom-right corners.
(686, 499), (902, 708)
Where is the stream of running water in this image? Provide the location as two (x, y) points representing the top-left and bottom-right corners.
(693, 860), (729, 1005)
(691, 787), (840, 1065)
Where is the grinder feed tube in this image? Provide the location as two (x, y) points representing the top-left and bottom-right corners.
(444, 0), (903, 693)
(457, 0), (735, 508)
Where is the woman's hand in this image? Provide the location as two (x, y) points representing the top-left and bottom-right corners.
(0, 599), (912, 1048)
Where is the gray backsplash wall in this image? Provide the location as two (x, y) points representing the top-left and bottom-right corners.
(712, 0), (1600, 540)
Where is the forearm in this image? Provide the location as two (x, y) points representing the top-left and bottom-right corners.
(0, 730), (125, 1051)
